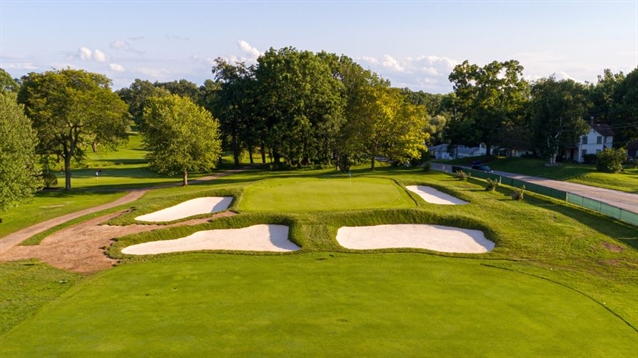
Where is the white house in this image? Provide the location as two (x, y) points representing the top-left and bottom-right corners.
(575, 123), (614, 162)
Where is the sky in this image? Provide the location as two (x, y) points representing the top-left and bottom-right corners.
(1, 0), (636, 94)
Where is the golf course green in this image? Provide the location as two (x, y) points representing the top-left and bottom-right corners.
(1, 253), (635, 357)
(239, 177), (416, 212)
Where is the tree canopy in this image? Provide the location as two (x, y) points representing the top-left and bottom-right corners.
(0, 93), (40, 214)
(18, 68), (130, 190)
(143, 94), (222, 186)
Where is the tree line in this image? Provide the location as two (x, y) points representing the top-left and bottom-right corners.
(1, 48), (637, 215)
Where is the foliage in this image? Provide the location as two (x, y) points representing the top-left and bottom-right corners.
(511, 185), (525, 200)
(485, 177), (500, 191)
(18, 68), (130, 190)
(0, 68), (19, 95)
(448, 60), (529, 155)
(455, 170), (471, 181)
(116, 79), (170, 129)
(529, 76), (589, 164)
(0, 93), (40, 213)
(596, 148), (626, 173)
(40, 173), (58, 189)
(582, 153), (597, 164)
(143, 94), (222, 186)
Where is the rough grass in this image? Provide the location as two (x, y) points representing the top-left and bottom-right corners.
(0, 254), (635, 357)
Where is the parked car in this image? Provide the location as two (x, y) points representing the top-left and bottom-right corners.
(471, 165), (493, 173)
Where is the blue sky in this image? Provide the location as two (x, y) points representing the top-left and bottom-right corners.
(1, 0), (636, 93)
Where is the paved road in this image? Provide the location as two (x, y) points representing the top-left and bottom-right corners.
(0, 166), (254, 254)
(431, 163), (638, 214)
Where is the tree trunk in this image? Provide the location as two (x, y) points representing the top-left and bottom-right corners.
(182, 171), (188, 186)
(370, 155), (376, 171)
(64, 155), (72, 190)
(248, 149), (254, 164)
(261, 144), (266, 163)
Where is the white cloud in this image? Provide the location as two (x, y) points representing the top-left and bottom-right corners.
(382, 55), (405, 72)
(3, 62), (38, 70)
(238, 40), (261, 61)
(359, 56), (379, 64)
(137, 67), (172, 79)
(109, 63), (125, 72)
(94, 50), (107, 62)
(110, 40), (130, 50)
(74, 47), (108, 62)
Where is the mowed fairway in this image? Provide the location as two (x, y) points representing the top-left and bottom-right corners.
(240, 177), (415, 211)
(1, 253), (635, 357)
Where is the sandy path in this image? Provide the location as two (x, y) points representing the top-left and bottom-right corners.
(0, 211), (234, 274)
(122, 224), (298, 255)
(406, 185), (468, 205)
(337, 224), (494, 253)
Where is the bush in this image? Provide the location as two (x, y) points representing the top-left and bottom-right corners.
(455, 170), (471, 181)
(422, 161), (431, 172)
(511, 185), (525, 200)
(583, 153), (597, 164)
(596, 148), (626, 173)
(485, 177), (500, 191)
(41, 172), (58, 188)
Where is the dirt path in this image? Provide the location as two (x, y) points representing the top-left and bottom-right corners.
(0, 166), (253, 272)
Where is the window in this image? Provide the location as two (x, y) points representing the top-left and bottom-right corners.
(597, 136), (602, 144)
(581, 136), (588, 144)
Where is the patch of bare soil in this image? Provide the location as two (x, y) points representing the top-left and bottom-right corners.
(602, 242), (624, 253)
(0, 211), (235, 274)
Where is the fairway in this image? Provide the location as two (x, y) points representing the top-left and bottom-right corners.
(1, 253), (634, 357)
(239, 177), (415, 211)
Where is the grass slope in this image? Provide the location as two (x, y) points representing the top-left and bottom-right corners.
(1, 254), (635, 357)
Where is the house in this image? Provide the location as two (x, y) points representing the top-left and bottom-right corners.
(429, 143), (488, 160)
(575, 121), (614, 163)
(429, 144), (452, 160)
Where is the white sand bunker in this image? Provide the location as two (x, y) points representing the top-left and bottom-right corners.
(135, 197), (233, 222)
(406, 185), (468, 205)
(122, 224), (299, 255)
(337, 224), (494, 253)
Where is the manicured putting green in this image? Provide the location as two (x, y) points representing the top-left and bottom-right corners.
(239, 177), (415, 211)
(1, 254), (634, 357)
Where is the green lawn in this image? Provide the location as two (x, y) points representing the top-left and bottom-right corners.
(239, 177), (415, 212)
(1, 253), (635, 357)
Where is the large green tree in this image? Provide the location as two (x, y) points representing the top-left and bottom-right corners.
(530, 76), (589, 164)
(608, 68), (638, 147)
(0, 68), (19, 95)
(116, 79), (170, 129)
(448, 60), (529, 155)
(253, 47), (345, 166)
(143, 94), (222, 186)
(0, 93), (40, 215)
(18, 69), (129, 190)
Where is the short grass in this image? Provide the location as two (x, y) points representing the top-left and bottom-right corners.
(0, 254), (635, 357)
(443, 156), (638, 193)
(239, 177), (416, 212)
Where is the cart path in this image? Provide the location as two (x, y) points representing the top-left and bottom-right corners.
(0, 166), (253, 255)
(431, 163), (638, 214)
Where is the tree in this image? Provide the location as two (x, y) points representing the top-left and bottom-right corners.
(609, 68), (638, 147)
(143, 94), (222, 186)
(18, 69), (130, 190)
(0, 93), (40, 215)
(154, 79), (201, 103)
(116, 79), (170, 129)
(0, 68), (19, 95)
(253, 47), (345, 166)
(448, 60), (529, 155)
(529, 76), (589, 164)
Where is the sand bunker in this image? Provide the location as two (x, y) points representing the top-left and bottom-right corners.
(135, 197), (233, 222)
(406, 185), (468, 205)
(122, 224), (299, 255)
(336, 224), (494, 253)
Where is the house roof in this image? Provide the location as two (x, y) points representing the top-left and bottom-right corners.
(593, 123), (614, 137)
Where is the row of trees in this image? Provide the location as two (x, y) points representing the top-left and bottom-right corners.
(446, 61), (638, 163)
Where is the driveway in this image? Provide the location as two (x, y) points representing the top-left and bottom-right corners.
(430, 163), (638, 214)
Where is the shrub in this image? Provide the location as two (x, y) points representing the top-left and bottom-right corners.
(41, 172), (58, 188)
(422, 161), (431, 172)
(511, 185), (525, 200)
(596, 148), (626, 173)
(455, 170), (471, 181)
(583, 153), (597, 164)
(485, 177), (500, 191)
